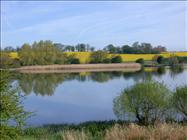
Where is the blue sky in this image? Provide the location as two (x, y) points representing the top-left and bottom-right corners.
(1, 1), (186, 51)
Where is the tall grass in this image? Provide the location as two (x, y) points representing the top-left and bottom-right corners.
(23, 123), (187, 140)
(105, 123), (187, 140)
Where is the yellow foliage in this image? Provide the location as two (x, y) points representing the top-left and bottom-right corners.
(9, 52), (19, 59)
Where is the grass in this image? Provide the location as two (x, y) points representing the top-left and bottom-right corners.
(22, 122), (187, 140)
(8, 51), (187, 64)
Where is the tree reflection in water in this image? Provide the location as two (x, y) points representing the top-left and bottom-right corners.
(13, 67), (183, 96)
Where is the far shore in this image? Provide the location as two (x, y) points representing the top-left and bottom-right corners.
(10, 63), (141, 73)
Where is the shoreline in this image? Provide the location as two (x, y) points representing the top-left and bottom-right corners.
(11, 63), (141, 73)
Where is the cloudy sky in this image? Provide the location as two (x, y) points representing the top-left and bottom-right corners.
(1, 1), (186, 51)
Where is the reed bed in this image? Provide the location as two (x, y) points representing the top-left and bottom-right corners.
(15, 63), (141, 72)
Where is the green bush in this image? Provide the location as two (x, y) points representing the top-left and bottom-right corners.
(172, 85), (187, 118)
(70, 58), (80, 64)
(178, 57), (187, 63)
(111, 56), (122, 63)
(103, 58), (111, 63)
(136, 58), (144, 64)
(156, 56), (164, 64)
(168, 56), (179, 66)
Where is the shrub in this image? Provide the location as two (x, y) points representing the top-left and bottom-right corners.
(168, 56), (179, 66)
(178, 57), (187, 63)
(103, 58), (111, 63)
(136, 58), (144, 64)
(172, 85), (187, 119)
(0, 53), (20, 68)
(111, 56), (122, 63)
(70, 58), (80, 64)
(157, 56), (164, 64)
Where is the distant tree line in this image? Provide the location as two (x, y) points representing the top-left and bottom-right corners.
(1, 40), (187, 68)
(103, 42), (166, 54)
(2, 41), (166, 54)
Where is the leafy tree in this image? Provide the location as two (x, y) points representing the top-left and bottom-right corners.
(3, 46), (15, 52)
(121, 45), (133, 54)
(0, 71), (30, 139)
(90, 47), (95, 52)
(19, 40), (67, 65)
(172, 85), (187, 119)
(111, 56), (122, 63)
(104, 44), (117, 53)
(90, 51), (108, 63)
(54, 43), (66, 51)
(18, 43), (33, 65)
(113, 80), (171, 125)
(75, 44), (86, 52)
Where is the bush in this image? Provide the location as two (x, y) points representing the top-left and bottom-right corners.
(0, 53), (20, 68)
(111, 56), (122, 63)
(70, 58), (80, 64)
(168, 56), (179, 66)
(172, 85), (187, 119)
(157, 56), (164, 64)
(136, 58), (144, 64)
(103, 58), (111, 63)
(178, 57), (187, 63)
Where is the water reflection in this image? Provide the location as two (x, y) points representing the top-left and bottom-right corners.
(13, 67), (185, 96)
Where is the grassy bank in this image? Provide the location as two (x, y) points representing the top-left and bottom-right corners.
(22, 122), (187, 140)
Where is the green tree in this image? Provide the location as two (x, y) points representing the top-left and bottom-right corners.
(113, 80), (171, 125)
(18, 43), (33, 65)
(90, 51), (108, 63)
(172, 85), (187, 119)
(104, 44), (117, 53)
(0, 71), (30, 139)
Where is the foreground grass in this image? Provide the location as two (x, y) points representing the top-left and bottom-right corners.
(22, 122), (187, 140)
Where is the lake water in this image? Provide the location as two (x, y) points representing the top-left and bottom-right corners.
(13, 67), (187, 126)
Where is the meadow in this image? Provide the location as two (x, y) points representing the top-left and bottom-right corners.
(8, 51), (187, 64)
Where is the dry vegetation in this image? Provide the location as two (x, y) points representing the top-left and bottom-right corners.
(105, 123), (187, 140)
(53, 123), (187, 140)
(14, 63), (141, 73)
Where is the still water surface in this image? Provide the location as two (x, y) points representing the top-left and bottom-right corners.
(13, 68), (187, 126)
